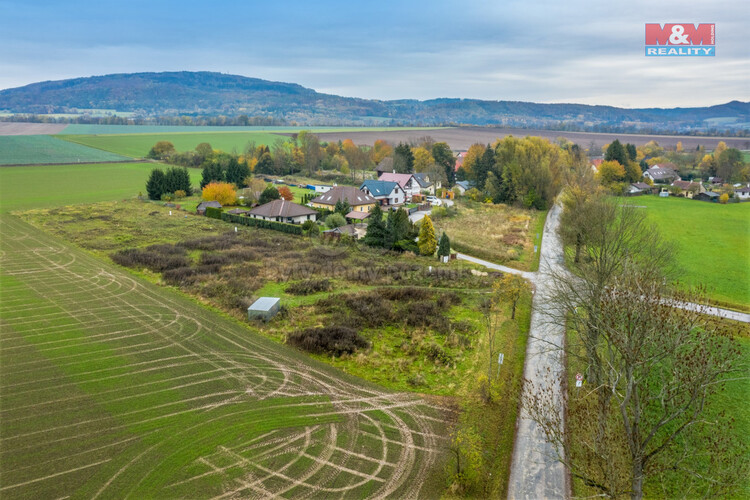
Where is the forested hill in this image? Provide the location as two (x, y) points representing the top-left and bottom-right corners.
(1, 71), (748, 132)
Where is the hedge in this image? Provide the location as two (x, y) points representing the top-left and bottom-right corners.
(205, 206), (223, 219)
(221, 212), (304, 235)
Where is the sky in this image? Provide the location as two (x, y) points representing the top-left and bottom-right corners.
(1, 0), (748, 108)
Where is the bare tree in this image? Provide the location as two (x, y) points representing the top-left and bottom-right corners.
(525, 197), (746, 499)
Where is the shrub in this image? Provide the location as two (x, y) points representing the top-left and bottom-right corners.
(287, 325), (369, 356)
(325, 213), (347, 229)
(402, 300), (450, 333)
(286, 279), (332, 295)
(111, 248), (190, 272)
(425, 342), (454, 365)
(162, 266), (198, 285)
(202, 182), (237, 206)
(174, 190), (186, 199)
(199, 252), (229, 266)
(719, 193), (729, 204)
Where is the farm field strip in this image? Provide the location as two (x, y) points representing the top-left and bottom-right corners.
(0, 135), (130, 165)
(0, 214), (449, 498)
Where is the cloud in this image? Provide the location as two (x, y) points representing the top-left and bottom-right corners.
(0, 0), (747, 107)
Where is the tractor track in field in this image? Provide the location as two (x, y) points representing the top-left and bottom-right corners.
(0, 214), (449, 499)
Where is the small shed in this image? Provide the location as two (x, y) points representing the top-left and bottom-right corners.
(247, 297), (280, 321)
(694, 191), (720, 202)
(197, 200), (222, 215)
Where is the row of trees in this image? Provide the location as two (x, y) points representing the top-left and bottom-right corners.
(534, 170), (745, 498)
(145, 166), (193, 200)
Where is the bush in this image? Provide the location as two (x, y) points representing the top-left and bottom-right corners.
(286, 279), (332, 295)
(287, 325), (369, 356)
(325, 213), (347, 229)
(402, 300), (450, 333)
(199, 252), (229, 266)
(302, 220), (319, 236)
(111, 247), (190, 272)
(202, 182), (237, 206)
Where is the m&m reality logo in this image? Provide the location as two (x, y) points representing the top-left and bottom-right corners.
(645, 23), (715, 56)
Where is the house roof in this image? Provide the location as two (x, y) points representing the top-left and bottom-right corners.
(645, 165), (679, 180)
(455, 180), (475, 190)
(697, 191), (720, 198)
(378, 172), (415, 189)
(248, 297), (280, 312)
(412, 172), (433, 188)
(323, 223), (367, 237)
(360, 180), (400, 197)
(671, 180), (700, 191)
(311, 185), (377, 206)
(735, 186), (750, 193)
(226, 208), (248, 215)
(631, 182), (652, 190)
(197, 201), (222, 210)
(248, 199), (317, 218)
(345, 210), (371, 220)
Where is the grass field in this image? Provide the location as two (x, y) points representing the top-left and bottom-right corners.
(0, 163), (201, 212)
(0, 135), (130, 165)
(0, 213), (450, 498)
(433, 201), (546, 271)
(58, 125), (444, 135)
(59, 132), (287, 158)
(626, 196), (750, 311)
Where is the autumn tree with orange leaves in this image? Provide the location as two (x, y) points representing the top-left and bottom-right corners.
(202, 182), (237, 206)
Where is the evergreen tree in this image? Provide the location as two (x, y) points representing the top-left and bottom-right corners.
(146, 169), (166, 200)
(626, 143), (637, 162)
(259, 185), (280, 205)
(473, 144), (495, 189)
(394, 143), (415, 173)
(200, 162), (224, 188)
(255, 152), (275, 175)
(363, 205), (386, 247)
(418, 215), (437, 256)
(334, 199), (352, 215)
(605, 139), (628, 166)
(225, 157), (250, 187)
(437, 232), (451, 258)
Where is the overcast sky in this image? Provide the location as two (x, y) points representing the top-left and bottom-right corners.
(1, 0), (748, 108)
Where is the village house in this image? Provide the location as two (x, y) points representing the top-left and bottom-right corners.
(375, 157), (394, 177)
(454, 180), (475, 195)
(247, 199), (317, 224)
(643, 164), (680, 184)
(322, 223), (368, 240)
(196, 200), (222, 215)
(694, 191), (721, 202)
(736, 185), (750, 200)
(627, 182), (655, 195)
(670, 180), (703, 198)
(360, 180), (405, 207)
(413, 172), (441, 195)
(377, 172), (422, 200)
(310, 185), (377, 213)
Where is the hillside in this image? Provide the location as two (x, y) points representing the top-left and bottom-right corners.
(1, 71), (748, 131)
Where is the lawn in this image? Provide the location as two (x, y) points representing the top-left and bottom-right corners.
(624, 195), (750, 311)
(432, 200), (547, 271)
(0, 213), (450, 498)
(0, 163), (202, 212)
(0, 135), (130, 165)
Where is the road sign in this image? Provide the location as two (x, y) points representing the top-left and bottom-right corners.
(498, 353), (504, 365)
(576, 380), (582, 387)
(575, 373), (583, 381)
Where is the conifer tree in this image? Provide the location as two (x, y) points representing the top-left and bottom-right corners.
(146, 169), (166, 200)
(418, 215), (437, 256)
(437, 232), (451, 258)
(363, 204), (386, 247)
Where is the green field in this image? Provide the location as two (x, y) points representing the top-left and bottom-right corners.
(59, 132), (287, 158)
(628, 196), (750, 310)
(58, 125), (444, 135)
(0, 135), (130, 165)
(0, 163), (201, 212)
(0, 213), (449, 498)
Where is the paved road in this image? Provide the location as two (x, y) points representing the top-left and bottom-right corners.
(506, 203), (567, 499)
(455, 253), (535, 281)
